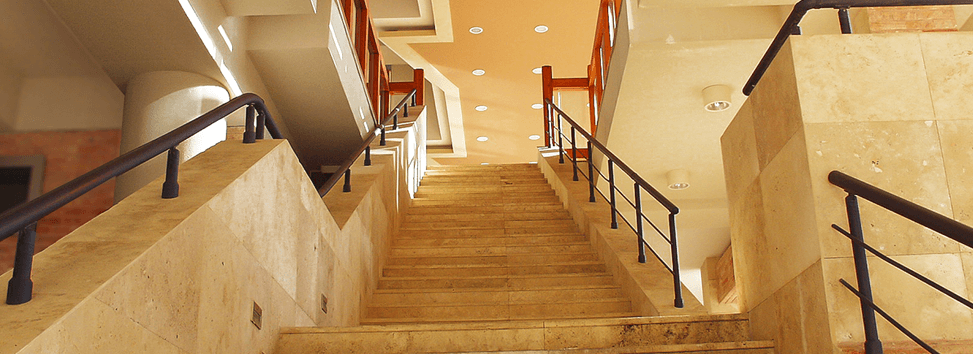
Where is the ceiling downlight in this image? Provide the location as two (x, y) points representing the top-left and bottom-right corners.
(469, 26), (484, 34)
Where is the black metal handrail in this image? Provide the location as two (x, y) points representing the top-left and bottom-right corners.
(317, 88), (417, 196)
(744, 0), (973, 96)
(545, 99), (683, 308)
(829, 170), (973, 353)
(0, 93), (283, 305)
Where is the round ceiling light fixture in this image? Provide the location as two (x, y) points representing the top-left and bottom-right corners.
(528, 134), (541, 141)
(472, 69), (486, 76)
(481, 162), (490, 165)
(531, 103), (543, 109)
(667, 169), (690, 190)
(702, 84), (732, 112)
(469, 26), (484, 34)
(532, 67), (543, 75)
(475, 105), (488, 111)
(534, 25), (549, 33)
(476, 136), (489, 142)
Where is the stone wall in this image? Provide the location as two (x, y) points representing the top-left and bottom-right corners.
(722, 32), (973, 352)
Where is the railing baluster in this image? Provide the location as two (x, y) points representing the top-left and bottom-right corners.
(558, 114), (565, 164)
(243, 105), (256, 144)
(6, 223), (37, 305)
(636, 184), (646, 263)
(838, 8), (853, 34)
(161, 148), (180, 199)
(380, 127), (387, 146)
(669, 213), (683, 308)
(609, 160), (617, 229)
(571, 126), (578, 181)
(256, 111), (266, 140)
(343, 169), (352, 193)
(364, 146), (372, 166)
(845, 194), (884, 354)
(587, 141), (595, 202)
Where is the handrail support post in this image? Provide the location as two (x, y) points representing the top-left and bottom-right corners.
(256, 111), (266, 140)
(343, 169), (352, 193)
(380, 128), (387, 146)
(243, 105), (256, 144)
(587, 141), (596, 202)
(636, 184), (646, 263)
(161, 148), (180, 199)
(669, 213), (684, 308)
(558, 115), (565, 164)
(6, 223), (37, 305)
(838, 7), (853, 34)
(609, 160), (618, 229)
(364, 146), (372, 166)
(845, 194), (883, 354)
(571, 127), (578, 181)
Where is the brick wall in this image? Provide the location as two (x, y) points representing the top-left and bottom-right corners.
(867, 6), (958, 33)
(0, 130), (121, 273)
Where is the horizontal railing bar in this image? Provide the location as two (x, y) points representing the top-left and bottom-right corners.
(744, 0), (973, 96)
(829, 171), (973, 249)
(832, 224), (973, 310)
(318, 89), (416, 196)
(0, 93), (280, 242)
(548, 100), (678, 214)
(839, 279), (940, 354)
(644, 215), (671, 243)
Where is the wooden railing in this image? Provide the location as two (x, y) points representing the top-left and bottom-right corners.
(340, 0), (424, 123)
(542, 0), (621, 144)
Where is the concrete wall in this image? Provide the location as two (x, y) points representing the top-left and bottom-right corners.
(0, 112), (422, 352)
(722, 32), (973, 352)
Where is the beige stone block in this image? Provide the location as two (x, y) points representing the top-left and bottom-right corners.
(920, 33), (973, 122)
(721, 98), (760, 207)
(17, 299), (185, 354)
(791, 34), (936, 124)
(755, 130), (821, 305)
(804, 121), (957, 258)
(823, 253), (973, 344)
(937, 120), (973, 226)
(749, 40), (804, 170)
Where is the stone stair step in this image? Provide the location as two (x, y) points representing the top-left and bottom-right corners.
(411, 197), (565, 207)
(402, 218), (576, 231)
(365, 299), (633, 321)
(386, 253), (600, 267)
(393, 234), (587, 247)
(369, 286), (625, 305)
(381, 262), (608, 277)
(433, 341), (776, 354)
(405, 210), (571, 223)
(388, 243), (595, 257)
(275, 315), (760, 354)
(377, 273), (616, 290)
(413, 191), (556, 200)
(407, 203), (566, 214)
(398, 224), (579, 237)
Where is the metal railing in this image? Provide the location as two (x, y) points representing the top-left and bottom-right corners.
(545, 99), (684, 308)
(0, 93), (283, 305)
(317, 89), (418, 196)
(829, 171), (973, 353)
(744, 0), (973, 96)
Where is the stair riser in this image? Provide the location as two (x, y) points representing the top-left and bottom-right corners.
(415, 185), (555, 194)
(393, 235), (587, 247)
(407, 203), (565, 213)
(389, 244), (594, 257)
(386, 253), (599, 267)
(378, 275), (615, 290)
(369, 288), (624, 305)
(411, 198), (564, 207)
(405, 211), (570, 223)
(402, 219), (575, 230)
(365, 301), (632, 320)
(398, 225), (582, 238)
(382, 263), (607, 277)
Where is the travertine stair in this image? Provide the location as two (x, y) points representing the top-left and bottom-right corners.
(364, 164), (635, 324)
(274, 164), (774, 353)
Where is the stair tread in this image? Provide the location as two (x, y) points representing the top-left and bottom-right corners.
(379, 273), (614, 281)
(381, 261), (604, 269)
(429, 341), (777, 354)
(368, 298), (632, 308)
(390, 241), (590, 249)
(373, 284), (623, 294)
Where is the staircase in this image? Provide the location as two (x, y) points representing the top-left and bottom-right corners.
(275, 164), (774, 353)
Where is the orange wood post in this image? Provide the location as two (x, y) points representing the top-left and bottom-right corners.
(542, 66), (554, 147)
(413, 69), (424, 105)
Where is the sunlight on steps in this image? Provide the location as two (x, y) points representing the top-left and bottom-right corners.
(275, 164), (773, 353)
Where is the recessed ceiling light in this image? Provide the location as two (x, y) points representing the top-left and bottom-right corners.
(472, 69), (486, 76)
(534, 25), (549, 33)
(469, 26), (484, 34)
(528, 135), (541, 140)
(532, 67), (543, 75)
(481, 162), (490, 165)
(531, 103), (543, 109)
(476, 136), (489, 142)
(475, 105), (488, 111)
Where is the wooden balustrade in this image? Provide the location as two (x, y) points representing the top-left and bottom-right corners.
(340, 0), (424, 125)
